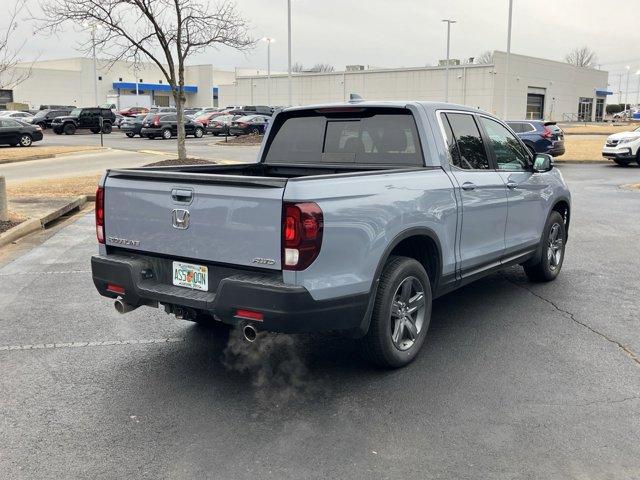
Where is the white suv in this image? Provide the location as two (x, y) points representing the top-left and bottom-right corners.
(602, 126), (640, 166)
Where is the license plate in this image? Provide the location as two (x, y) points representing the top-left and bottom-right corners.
(172, 261), (208, 291)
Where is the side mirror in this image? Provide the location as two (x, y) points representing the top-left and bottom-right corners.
(533, 153), (553, 173)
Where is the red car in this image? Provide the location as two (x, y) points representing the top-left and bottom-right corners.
(119, 106), (150, 117)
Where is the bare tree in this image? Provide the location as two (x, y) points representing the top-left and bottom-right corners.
(0, 0), (32, 90)
(565, 46), (597, 68)
(291, 61), (305, 73)
(474, 51), (494, 65)
(39, 0), (253, 161)
(309, 63), (334, 73)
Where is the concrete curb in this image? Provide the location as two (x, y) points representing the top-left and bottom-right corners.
(0, 195), (88, 248)
(0, 218), (42, 248)
(0, 148), (108, 166)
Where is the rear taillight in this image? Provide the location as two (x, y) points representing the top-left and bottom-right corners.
(541, 126), (553, 139)
(95, 186), (105, 244)
(282, 202), (323, 270)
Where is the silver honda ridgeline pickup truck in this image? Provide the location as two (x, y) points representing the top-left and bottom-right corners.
(91, 100), (571, 368)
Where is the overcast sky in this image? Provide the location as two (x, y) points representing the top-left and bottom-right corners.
(12, 0), (640, 81)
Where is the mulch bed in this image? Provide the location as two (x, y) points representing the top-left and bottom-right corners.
(0, 219), (23, 234)
(218, 134), (264, 146)
(144, 158), (216, 167)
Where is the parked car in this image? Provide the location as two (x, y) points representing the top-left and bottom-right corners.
(207, 114), (241, 136)
(51, 107), (115, 135)
(184, 108), (203, 116)
(602, 125), (640, 167)
(149, 107), (176, 114)
(506, 121), (565, 157)
(114, 114), (125, 129)
(0, 111), (35, 123)
(193, 111), (225, 126)
(0, 118), (43, 147)
(26, 108), (72, 129)
(242, 105), (273, 116)
(39, 104), (75, 111)
(228, 115), (269, 135)
(121, 113), (149, 138)
(91, 100), (571, 368)
(140, 113), (205, 139)
(119, 106), (149, 117)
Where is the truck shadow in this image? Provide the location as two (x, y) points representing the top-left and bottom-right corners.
(103, 266), (534, 417)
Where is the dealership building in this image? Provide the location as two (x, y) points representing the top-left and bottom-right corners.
(220, 51), (611, 121)
(1, 51), (610, 121)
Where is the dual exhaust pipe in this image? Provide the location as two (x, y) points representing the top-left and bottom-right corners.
(114, 299), (259, 343)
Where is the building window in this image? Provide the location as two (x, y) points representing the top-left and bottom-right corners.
(98, 76), (102, 81)
(139, 79), (143, 83)
(118, 77), (122, 82)
(578, 97), (593, 122)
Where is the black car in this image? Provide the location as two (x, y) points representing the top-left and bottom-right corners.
(28, 108), (72, 129)
(140, 113), (205, 139)
(51, 107), (115, 135)
(0, 118), (43, 147)
(121, 114), (149, 138)
(228, 115), (270, 136)
(206, 114), (241, 136)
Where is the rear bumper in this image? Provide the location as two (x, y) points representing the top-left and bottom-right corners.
(91, 254), (368, 334)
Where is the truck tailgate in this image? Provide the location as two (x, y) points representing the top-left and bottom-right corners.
(103, 174), (284, 270)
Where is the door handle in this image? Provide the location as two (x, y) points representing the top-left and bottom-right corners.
(506, 181), (518, 190)
(171, 188), (193, 203)
(461, 182), (476, 191)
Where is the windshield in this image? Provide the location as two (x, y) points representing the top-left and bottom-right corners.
(70, 108), (82, 117)
(34, 110), (49, 119)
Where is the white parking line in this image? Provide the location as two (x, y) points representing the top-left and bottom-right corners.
(0, 337), (184, 351)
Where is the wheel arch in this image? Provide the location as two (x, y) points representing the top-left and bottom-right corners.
(551, 197), (571, 238)
(354, 227), (443, 337)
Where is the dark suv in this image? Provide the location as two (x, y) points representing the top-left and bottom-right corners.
(140, 113), (205, 139)
(52, 107), (115, 135)
(29, 108), (72, 129)
(506, 120), (565, 157)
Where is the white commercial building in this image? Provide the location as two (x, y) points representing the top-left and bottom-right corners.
(219, 51), (611, 121)
(0, 57), (269, 110)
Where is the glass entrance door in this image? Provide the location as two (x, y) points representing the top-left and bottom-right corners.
(578, 97), (593, 121)
(595, 98), (604, 122)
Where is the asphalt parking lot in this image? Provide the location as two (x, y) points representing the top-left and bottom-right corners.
(39, 128), (261, 162)
(1, 163), (639, 479)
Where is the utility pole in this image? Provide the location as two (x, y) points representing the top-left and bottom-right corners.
(442, 19), (456, 102)
(262, 37), (275, 105)
(91, 24), (98, 106)
(503, 0), (514, 119)
(625, 65), (631, 112)
(287, 0), (292, 106)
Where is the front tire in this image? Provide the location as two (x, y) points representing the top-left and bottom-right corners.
(636, 149), (640, 167)
(101, 123), (112, 134)
(523, 211), (566, 282)
(19, 134), (32, 147)
(125, 132), (135, 138)
(194, 127), (204, 138)
(162, 128), (172, 140)
(358, 256), (431, 368)
(614, 158), (630, 167)
(63, 123), (76, 135)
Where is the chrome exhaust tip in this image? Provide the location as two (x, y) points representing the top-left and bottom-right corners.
(243, 324), (258, 342)
(114, 299), (138, 314)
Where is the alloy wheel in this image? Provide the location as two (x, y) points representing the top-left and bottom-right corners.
(547, 223), (564, 271)
(390, 276), (426, 351)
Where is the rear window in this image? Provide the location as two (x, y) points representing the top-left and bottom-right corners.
(264, 109), (423, 165)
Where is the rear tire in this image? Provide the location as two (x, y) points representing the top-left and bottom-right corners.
(614, 158), (630, 167)
(194, 127), (204, 138)
(125, 132), (135, 138)
(523, 211), (566, 282)
(19, 134), (32, 147)
(63, 123), (76, 135)
(358, 256), (431, 368)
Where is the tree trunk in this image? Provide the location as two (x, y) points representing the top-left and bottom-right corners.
(174, 88), (187, 161)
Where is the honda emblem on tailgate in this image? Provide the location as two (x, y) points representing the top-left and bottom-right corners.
(171, 209), (190, 230)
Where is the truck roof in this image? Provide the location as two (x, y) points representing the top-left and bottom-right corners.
(281, 100), (488, 116)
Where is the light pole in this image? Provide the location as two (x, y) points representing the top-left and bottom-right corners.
(287, 0), (292, 106)
(636, 70), (640, 108)
(83, 22), (100, 106)
(503, 0), (514, 119)
(261, 37), (275, 106)
(442, 19), (456, 102)
(625, 65), (631, 113)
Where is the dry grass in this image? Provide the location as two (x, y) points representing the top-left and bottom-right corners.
(0, 145), (103, 163)
(7, 175), (101, 198)
(624, 183), (640, 190)
(556, 136), (607, 162)
(562, 124), (635, 135)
